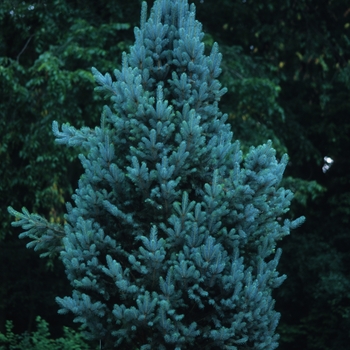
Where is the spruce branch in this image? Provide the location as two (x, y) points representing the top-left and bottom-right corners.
(7, 206), (65, 257)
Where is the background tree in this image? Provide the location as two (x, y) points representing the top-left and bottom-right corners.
(0, 0), (139, 336)
(195, 0), (350, 348)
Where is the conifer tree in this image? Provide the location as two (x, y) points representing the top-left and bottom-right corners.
(8, 0), (304, 348)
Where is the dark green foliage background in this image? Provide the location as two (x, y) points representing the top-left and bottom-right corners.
(0, 0), (138, 342)
(1, 0), (349, 348)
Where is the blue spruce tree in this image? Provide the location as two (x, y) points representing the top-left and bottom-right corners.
(8, 0), (305, 349)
